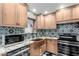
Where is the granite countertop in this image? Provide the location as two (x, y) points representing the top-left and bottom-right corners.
(0, 40), (31, 53)
(29, 37), (59, 44)
(5, 41), (29, 53)
(0, 36), (59, 55)
(30, 37), (59, 40)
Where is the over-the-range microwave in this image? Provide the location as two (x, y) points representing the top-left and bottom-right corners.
(0, 34), (24, 46)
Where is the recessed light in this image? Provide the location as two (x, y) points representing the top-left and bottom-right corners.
(60, 5), (64, 9)
(32, 8), (37, 12)
(44, 11), (48, 14)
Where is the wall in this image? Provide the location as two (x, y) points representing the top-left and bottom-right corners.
(28, 11), (36, 19)
(36, 29), (58, 37)
(24, 19), (33, 33)
(24, 11), (36, 33)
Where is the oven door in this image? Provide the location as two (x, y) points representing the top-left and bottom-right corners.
(59, 35), (77, 42)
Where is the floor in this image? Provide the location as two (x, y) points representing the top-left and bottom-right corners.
(42, 51), (57, 56)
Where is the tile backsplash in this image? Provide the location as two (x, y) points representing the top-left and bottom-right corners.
(0, 26), (24, 35)
(33, 22), (79, 38)
(0, 22), (79, 40)
(36, 29), (58, 37)
(57, 22), (79, 35)
(15, 22), (79, 40)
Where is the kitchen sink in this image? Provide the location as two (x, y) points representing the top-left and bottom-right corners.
(31, 38), (44, 49)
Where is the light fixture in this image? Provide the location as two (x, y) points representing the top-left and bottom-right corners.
(60, 5), (64, 9)
(32, 8), (37, 12)
(44, 11), (48, 14)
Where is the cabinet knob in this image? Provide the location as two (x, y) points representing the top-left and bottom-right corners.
(16, 23), (20, 25)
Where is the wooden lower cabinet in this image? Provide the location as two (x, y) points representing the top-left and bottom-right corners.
(40, 45), (45, 54)
(40, 40), (47, 54)
(47, 39), (58, 54)
(30, 39), (58, 56)
(30, 40), (46, 56)
(30, 47), (40, 56)
(30, 42), (40, 56)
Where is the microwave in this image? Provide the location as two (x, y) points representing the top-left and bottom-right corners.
(0, 34), (24, 46)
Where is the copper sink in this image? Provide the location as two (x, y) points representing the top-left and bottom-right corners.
(31, 38), (44, 49)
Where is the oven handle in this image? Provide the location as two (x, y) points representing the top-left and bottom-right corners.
(60, 36), (74, 38)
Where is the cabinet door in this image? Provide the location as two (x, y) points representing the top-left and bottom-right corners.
(40, 40), (46, 53)
(52, 40), (58, 54)
(37, 15), (45, 29)
(30, 43), (40, 56)
(40, 45), (45, 54)
(33, 20), (37, 29)
(36, 16), (40, 29)
(47, 40), (58, 54)
(47, 40), (54, 53)
(72, 5), (79, 19)
(30, 47), (40, 56)
(63, 8), (72, 21)
(40, 15), (45, 29)
(56, 9), (64, 22)
(52, 14), (57, 29)
(0, 4), (2, 25)
(45, 14), (56, 29)
(17, 4), (27, 28)
(3, 3), (16, 26)
(40, 41), (46, 54)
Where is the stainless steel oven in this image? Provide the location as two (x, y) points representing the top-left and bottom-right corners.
(6, 45), (30, 56)
(58, 33), (79, 56)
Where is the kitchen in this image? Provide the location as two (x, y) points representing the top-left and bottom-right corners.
(0, 3), (79, 56)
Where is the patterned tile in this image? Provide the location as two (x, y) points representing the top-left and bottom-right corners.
(0, 26), (24, 35)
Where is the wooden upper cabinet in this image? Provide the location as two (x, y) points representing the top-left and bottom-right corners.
(37, 15), (45, 29)
(0, 3), (28, 28)
(0, 4), (2, 25)
(56, 8), (72, 22)
(3, 3), (16, 26)
(45, 14), (56, 29)
(33, 20), (37, 29)
(40, 15), (45, 29)
(63, 8), (72, 21)
(35, 14), (56, 29)
(36, 15), (41, 29)
(17, 4), (27, 28)
(72, 5), (79, 19)
(56, 9), (64, 22)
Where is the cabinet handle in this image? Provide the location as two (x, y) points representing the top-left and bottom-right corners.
(16, 23), (20, 25)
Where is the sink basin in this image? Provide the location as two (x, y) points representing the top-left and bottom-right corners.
(32, 38), (43, 41)
(31, 38), (44, 49)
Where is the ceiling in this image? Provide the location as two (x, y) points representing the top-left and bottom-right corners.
(28, 3), (77, 14)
